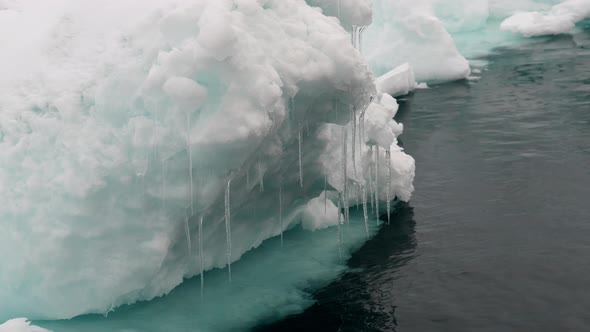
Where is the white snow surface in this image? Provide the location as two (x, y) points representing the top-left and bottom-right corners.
(0, 0), (413, 321)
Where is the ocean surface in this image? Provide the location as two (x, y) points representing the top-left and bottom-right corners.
(257, 29), (590, 331)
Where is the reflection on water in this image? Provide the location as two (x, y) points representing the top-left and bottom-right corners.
(259, 27), (590, 332)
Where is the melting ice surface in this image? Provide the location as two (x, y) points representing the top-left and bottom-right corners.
(1, 0), (589, 330)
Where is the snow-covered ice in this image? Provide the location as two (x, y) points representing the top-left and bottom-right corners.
(501, 0), (590, 37)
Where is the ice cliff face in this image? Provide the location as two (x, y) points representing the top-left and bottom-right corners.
(0, 0), (413, 321)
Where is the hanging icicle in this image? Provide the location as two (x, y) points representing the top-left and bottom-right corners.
(386, 149), (392, 225)
(375, 146), (380, 224)
(350, 25), (367, 51)
(184, 213), (191, 256)
(186, 113), (194, 216)
(345, 186), (350, 225)
(351, 108), (357, 177)
(298, 125), (303, 188)
(362, 184), (369, 238)
(258, 162), (264, 192)
(337, 192), (342, 260)
(199, 215), (204, 297)
(359, 110), (364, 163)
(369, 145), (375, 213)
(356, 183), (360, 211)
(351, 25), (358, 49)
(342, 126), (349, 225)
(324, 176), (328, 213)
(224, 176), (233, 282)
(358, 26), (367, 54)
(279, 186), (284, 248)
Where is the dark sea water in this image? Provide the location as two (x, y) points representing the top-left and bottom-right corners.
(257, 31), (590, 331)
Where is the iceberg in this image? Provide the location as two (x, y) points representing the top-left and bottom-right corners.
(501, 0), (590, 37)
(0, 0), (414, 322)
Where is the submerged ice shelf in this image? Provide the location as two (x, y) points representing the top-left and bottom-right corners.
(32, 211), (382, 332)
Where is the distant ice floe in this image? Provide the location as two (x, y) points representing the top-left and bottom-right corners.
(501, 0), (590, 37)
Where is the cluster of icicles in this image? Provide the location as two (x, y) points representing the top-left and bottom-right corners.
(175, 23), (394, 300)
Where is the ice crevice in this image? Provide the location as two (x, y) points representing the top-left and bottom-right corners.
(0, 0), (415, 322)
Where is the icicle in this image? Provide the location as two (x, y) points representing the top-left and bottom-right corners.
(359, 111), (364, 161)
(184, 214), (191, 256)
(356, 183), (360, 211)
(386, 149), (392, 225)
(375, 146), (380, 224)
(342, 126), (348, 225)
(186, 113), (194, 216)
(324, 176), (328, 213)
(351, 108), (357, 177)
(369, 145), (375, 213)
(358, 26), (367, 54)
(351, 25), (358, 49)
(161, 163), (167, 221)
(224, 176), (233, 282)
(337, 192), (342, 260)
(298, 125), (303, 188)
(345, 188), (350, 225)
(246, 168), (250, 188)
(362, 184), (369, 238)
(199, 215), (204, 297)
(337, 0), (341, 20)
(103, 304), (115, 318)
(258, 162), (264, 192)
(279, 186), (283, 248)
(288, 97), (296, 133)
